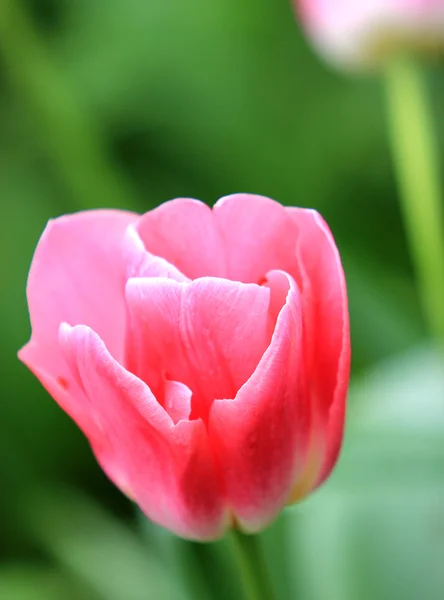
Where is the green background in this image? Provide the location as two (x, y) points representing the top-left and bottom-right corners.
(1, 1), (443, 598)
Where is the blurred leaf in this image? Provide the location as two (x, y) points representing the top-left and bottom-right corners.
(344, 252), (424, 370)
(140, 515), (246, 600)
(259, 513), (294, 600)
(23, 487), (190, 600)
(192, 537), (247, 600)
(139, 517), (212, 600)
(0, 0), (140, 213)
(52, 0), (393, 214)
(350, 344), (444, 431)
(287, 345), (444, 600)
(0, 136), (95, 484)
(0, 564), (95, 600)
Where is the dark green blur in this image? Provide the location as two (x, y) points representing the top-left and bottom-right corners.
(1, 1), (443, 599)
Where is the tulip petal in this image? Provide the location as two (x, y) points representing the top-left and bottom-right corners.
(287, 208), (350, 486)
(213, 194), (299, 283)
(59, 323), (228, 540)
(18, 210), (139, 493)
(21, 209), (138, 365)
(209, 271), (309, 532)
(136, 195), (304, 285)
(164, 380), (192, 424)
(125, 277), (271, 423)
(136, 199), (226, 279)
(123, 224), (189, 282)
(18, 340), (130, 496)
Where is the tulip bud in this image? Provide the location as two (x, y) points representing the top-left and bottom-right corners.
(19, 195), (350, 540)
(295, 0), (444, 69)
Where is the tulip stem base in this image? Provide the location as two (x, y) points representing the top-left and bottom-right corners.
(384, 54), (444, 344)
(230, 529), (276, 600)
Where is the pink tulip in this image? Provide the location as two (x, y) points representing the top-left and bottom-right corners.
(295, 0), (444, 68)
(19, 194), (350, 540)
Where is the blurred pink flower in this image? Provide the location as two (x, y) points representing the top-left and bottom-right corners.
(295, 0), (444, 68)
(19, 194), (350, 540)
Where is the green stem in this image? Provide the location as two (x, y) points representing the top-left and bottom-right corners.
(230, 529), (276, 600)
(384, 54), (444, 345)
(0, 0), (137, 210)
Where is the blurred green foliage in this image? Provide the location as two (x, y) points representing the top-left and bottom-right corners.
(1, 0), (443, 598)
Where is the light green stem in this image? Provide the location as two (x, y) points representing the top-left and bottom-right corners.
(230, 530), (276, 600)
(0, 0), (137, 210)
(384, 54), (444, 344)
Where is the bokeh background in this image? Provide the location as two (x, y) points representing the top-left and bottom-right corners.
(1, 1), (443, 599)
